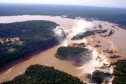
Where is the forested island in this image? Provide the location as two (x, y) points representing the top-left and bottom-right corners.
(0, 20), (65, 69)
(2, 64), (83, 84)
(72, 31), (95, 40)
(71, 29), (114, 40)
(92, 70), (111, 84)
(56, 46), (91, 66)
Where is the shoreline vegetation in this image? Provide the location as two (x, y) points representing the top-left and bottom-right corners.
(2, 64), (83, 84)
(0, 20), (65, 71)
(111, 60), (126, 83)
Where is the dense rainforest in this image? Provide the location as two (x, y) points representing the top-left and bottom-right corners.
(0, 4), (126, 29)
(0, 20), (65, 69)
(2, 64), (83, 84)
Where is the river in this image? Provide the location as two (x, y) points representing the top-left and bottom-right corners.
(1, 15), (125, 83)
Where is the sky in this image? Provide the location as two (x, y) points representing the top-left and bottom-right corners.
(0, 0), (126, 8)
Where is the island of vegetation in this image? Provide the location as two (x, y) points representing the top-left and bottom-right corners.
(92, 70), (111, 84)
(71, 29), (108, 40)
(71, 31), (95, 40)
(0, 20), (65, 69)
(55, 46), (91, 66)
(2, 64), (83, 84)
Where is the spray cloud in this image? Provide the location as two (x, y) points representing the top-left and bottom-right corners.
(70, 20), (93, 38)
(53, 26), (65, 42)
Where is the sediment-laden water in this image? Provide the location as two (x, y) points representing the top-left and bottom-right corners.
(0, 15), (126, 83)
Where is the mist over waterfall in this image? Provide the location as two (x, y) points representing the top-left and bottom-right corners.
(53, 26), (65, 42)
(70, 20), (93, 38)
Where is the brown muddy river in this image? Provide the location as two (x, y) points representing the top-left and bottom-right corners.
(0, 41), (88, 83)
(0, 15), (126, 83)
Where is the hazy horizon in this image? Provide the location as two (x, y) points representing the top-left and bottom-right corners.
(0, 0), (126, 8)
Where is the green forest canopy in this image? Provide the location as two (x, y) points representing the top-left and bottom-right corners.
(0, 20), (65, 68)
(56, 46), (88, 59)
(112, 60), (126, 84)
(2, 64), (83, 84)
(0, 4), (126, 28)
